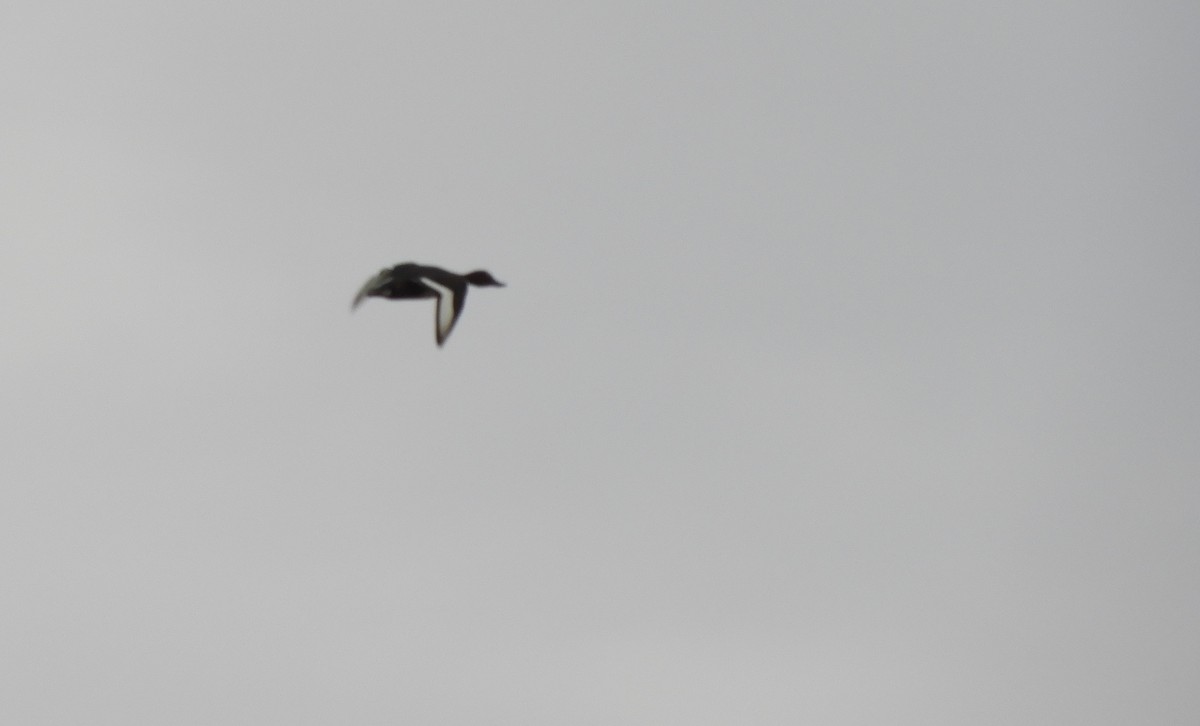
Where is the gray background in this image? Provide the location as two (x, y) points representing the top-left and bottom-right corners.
(3, 2), (1198, 723)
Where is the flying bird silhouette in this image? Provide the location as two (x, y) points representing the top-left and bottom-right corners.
(351, 262), (505, 346)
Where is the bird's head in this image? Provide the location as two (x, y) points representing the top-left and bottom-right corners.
(465, 270), (505, 287)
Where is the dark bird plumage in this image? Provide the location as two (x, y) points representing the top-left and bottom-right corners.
(351, 262), (504, 346)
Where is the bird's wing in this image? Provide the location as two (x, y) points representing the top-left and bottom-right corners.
(419, 276), (468, 346)
(351, 269), (393, 311)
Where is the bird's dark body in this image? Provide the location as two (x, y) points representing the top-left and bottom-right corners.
(351, 262), (504, 346)
(368, 264), (440, 300)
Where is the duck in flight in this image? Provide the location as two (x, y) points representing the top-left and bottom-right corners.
(351, 262), (505, 346)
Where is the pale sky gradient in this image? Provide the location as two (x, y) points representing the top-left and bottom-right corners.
(2, 2), (1198, 724)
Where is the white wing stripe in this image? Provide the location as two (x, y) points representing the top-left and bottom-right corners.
(419, 276), (457, 339)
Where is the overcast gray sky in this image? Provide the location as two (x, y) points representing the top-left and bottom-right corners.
(2, 2), (1198, 724)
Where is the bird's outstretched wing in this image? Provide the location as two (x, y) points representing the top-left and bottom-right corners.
(419, 276), (468, 346)
(351, 269), (393, 311)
